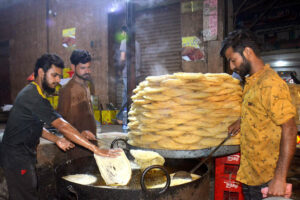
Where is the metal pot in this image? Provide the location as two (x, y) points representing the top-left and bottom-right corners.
(55, 156), (210, 200)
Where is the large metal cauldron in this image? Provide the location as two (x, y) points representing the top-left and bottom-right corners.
(55, 156), (210, 200)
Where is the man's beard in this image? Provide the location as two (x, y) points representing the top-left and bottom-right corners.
(75, 72), (92, 81)
(42, 76), (56, 94)
(235, 56), (251, 78)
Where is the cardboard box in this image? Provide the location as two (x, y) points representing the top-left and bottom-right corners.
(101, 110), (118, 125)
(94, 110), (101, 122)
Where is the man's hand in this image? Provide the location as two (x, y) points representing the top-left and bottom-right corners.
(93, 147), (122, 158)
(56, 138), (75, 151)
(228, 118), (241, 136)
(81, 130), (96, 141)
(267, 178), (286, 197)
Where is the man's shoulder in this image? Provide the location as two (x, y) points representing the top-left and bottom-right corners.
(59, 79), (86, 98)
(61, 79), (82, 91)
(17, 84), (39, 100)
(259, 67), (285, 87)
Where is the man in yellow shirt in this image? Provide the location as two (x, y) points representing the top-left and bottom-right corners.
(220, 30), (297, 199)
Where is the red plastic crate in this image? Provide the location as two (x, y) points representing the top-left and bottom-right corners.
(216, 163), (240, 179)
(215, 153), (241, 179)
(216, 153), (241, 165)
(215, 177), (244, 200)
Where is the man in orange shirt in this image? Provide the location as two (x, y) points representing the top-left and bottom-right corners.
(220, 30), (297, 199)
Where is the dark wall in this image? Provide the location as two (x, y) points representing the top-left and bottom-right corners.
(0, 0), (47, 103)
(0, 0), (112, 105)
(0, 0), (226, 105)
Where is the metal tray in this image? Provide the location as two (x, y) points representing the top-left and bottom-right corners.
(111, 138), (240, 159)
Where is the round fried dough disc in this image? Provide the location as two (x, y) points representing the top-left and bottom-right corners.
(215, 88), (235, 96)
(173, 134), (202, 144)
(215, 132), (228, 139)
(142, 104), (160, 110)
(173, 97), (200, 105)
(128, 116), (137, 121)
(224, 138), (240, 145)
(158, 129), (185, 137)
(204, 73), (232, 80)
(187, 144), (209, 150)
(131, 92), (146, 100)
(180, 83), (206, 90)
(205, 125), (228, 134)
(160, 78), (186, 87)
(140, 134), (165, 143)
(171, 112), (200, 120)
(226, 78), (240, 85)
(172, 105), (198, 112)
(173, 125), (198, 131)
(202, 87), (223, 93)
(129, 130), (143, 136)
(193, 129), (217, 137)
(188, 120), (216, 128)
(128, 121), (139, 129)
(143, 87), (168, 94)
(162, 88), (190, 97)
(221, 82), (242, 90)
(158, 138), (188, 150)
(191, 108), (211, 114)
(151, 109), (176, 115)
(151, 123), (178, 130)
(199, 138), (223, 146)
(205, 94), (233, 102)
(138, 117), (158, 124)
(139, 125), (159, 132)
(144, 95), (171, 101)
(142, 111), (168, 119)
(182, 92), (210, 99)
(133, 99), (151, 105)
(146, 75), (174, 83)
(161, 117), (188, 125)
(174, 72), (205, 80)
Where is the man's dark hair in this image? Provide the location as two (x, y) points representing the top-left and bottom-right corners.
(70, 49), (91, 66)
(220, 29), (261, 58)
(121, 25), (128, 33)
(34, 53), (64, 78)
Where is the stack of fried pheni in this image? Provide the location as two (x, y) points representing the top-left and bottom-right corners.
(128, 73), (242, 150)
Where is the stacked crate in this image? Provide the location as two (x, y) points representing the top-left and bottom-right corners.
(215, 153), (244, 200)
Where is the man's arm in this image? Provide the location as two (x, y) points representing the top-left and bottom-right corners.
(41, 128), (75, 151)
(268, 117), (297, 197)
(51, 118), (120, 157)
(120, 51), (126, 63)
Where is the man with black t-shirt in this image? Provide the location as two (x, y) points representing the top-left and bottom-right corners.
(0, 53), (120, 200)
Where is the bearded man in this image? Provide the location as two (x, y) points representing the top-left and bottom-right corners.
(57, 49), (98, 159)
(0, 53), (120, 200)
(221, 30), (297, 199)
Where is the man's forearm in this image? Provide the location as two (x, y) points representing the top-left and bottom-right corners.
(274, 118), (297, 181)
(41, 128), (59, 143)
(51, 118), (96, 152)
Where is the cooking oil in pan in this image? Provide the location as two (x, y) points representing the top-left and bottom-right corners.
(91, 166), (200, 189)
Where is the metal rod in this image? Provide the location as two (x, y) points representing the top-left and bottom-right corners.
(190, 135), (231, 174)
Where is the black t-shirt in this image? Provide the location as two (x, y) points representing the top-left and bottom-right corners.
(1, 83), (61, 169)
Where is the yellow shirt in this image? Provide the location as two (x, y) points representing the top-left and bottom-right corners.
(237, 64), (296, 186)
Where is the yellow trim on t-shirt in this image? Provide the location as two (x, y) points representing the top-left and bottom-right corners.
(32, 81), (46, 99)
